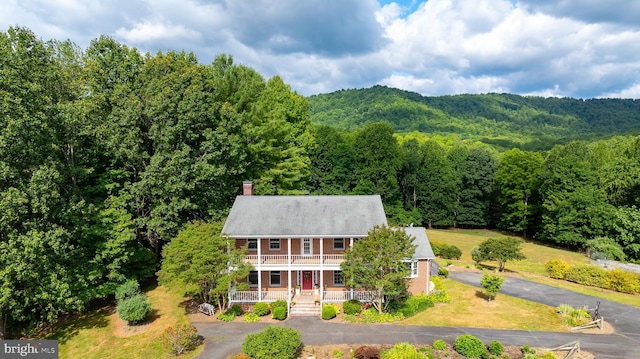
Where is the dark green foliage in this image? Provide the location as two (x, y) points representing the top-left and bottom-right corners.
(227, 304), (243, 316)
(115, 280), (140, 301)
(432, 339), (447, 351)
(343, 300), (362, 315)
(252, 302), (270, 316)
(438, 267), (449, 278)
(270, 300), (288, 311)
(431, 241), (462, 260)
(488, 340), (504, 356)
(216, 312), (236, 322)
(586, 237), (626, 261)
(322, 304), (337, 320)
(162, 323), (199, 356)
(473, 236), (526, 271)
(242, 326), (302, 359)
(453, 334), (487, 359)
(272, 306), (287, 321)
(398, 293), (434, 317)
(116, 294), (151, 324)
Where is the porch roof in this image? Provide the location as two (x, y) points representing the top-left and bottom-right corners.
(222, 195), (387, 238)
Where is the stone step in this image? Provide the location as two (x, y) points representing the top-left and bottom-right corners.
(290, 304), (321, 316)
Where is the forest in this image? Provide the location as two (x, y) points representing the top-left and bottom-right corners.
(1, 26), (640, 338)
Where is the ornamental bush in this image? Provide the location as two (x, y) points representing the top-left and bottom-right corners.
(431, 241), (461, 259)
(272, 306), (287, 320)
(343, 299), (362, 315)
(438, 267), (449, 278)
(243, 313), (260, 322)
(162, 323), (199, 356)
(117, 294), (151, 324)
(322, 303), (337, 320)
(115, 279), (140, 301)
(432, 339), (447, 351)
(227, 304), (243, 316)
(488, 340), (504, 356)
(398, 293), (434, 317)
(381, 343), (426, 359)
(604, 268), (640, 294)
(216, 312), (235, 322)
(544, 259), (570, 279)
(564, 264), (607, 287)
(242, 326), (302, 359)
(453, 334), (487, 359)
(270, 299), (288, 311)
(253, 302), (270, 316)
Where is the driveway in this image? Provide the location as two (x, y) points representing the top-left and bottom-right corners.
(194, 272), (640, 359)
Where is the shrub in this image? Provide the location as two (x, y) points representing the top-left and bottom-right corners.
(343, 299), (362, 315)
(480, 271), (505, 301)
(227, 304), (243, 316)
(381, 343), (426, 359)
(354, 345), (380, 359)
(488, 340), (504, 356)
(115, 279), (140, 301)
(438, 267), (449, 278)
(226, 354), (252, 359)
(243, 313), (260, 322)
(253, 302), (270, 316)
(398, 293), (434, 317)
(272, 306), (287, 320)
(432, 242), (462, 260)
(564, 264), (607, 287)
(432, 339), (447, 351)
(322, 303), (337, 320)
(217, 312), (236, 322)
(604, 268), (640, 294)
(242, 326), (302, 359)
(117, 294), (151, 324)
(270, 299), (287, 311)
(333, 348), (344, 358)
(162, 323), (199, 356)
(556, 304), (591, 326)
(427, 277), (450, 303)
(361, 308), (404, 323)
(453, 334), (486, 359)
(586, 236), (626, 261)
(544, 259), (570, 279)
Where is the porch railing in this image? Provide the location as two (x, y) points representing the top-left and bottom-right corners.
(229, 290), (290, 303)
(323, 290), (377, 302)
(240, 254), (344, 266)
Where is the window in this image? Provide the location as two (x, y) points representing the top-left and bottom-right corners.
(403, 260), (419, 278)
(333, 271), (345, 286)
(333, 238), (345, 250)
(270, 271), (281, 286)
(269, 239), (280, 250)
(248, 271), (258, 286)
(247, 238), (257, 251)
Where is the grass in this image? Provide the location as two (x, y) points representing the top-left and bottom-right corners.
(46, 284), (202, 359)
(401, 279), (567, 331)
(427, 228), (640, 308)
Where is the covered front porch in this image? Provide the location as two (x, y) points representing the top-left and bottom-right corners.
(228, 287), (377, 304)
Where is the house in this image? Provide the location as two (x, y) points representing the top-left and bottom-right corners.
(222, 181), (435, 307)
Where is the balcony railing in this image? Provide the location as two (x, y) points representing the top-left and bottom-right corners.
(239, 254), (344, 266)
(323, 290), (377, 302)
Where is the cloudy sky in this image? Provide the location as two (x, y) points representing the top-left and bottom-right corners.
(2, 0), (640, 98)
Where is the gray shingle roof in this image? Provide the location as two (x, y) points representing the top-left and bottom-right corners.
(222, 195), (387, 238)
(403, 226), (435, 259)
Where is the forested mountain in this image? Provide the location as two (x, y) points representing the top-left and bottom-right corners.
(309, 86), (640, 150)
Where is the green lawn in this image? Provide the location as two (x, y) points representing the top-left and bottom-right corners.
(46, 285), (202, 359)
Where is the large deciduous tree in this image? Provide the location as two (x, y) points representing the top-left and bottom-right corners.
(340, 225), (416, 313)
(157, 222), (251, 312)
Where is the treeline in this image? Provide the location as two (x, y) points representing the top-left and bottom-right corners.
(309, 86), (640, 150)
(307, 123), (640, 266)
(0, 27), (312, 338)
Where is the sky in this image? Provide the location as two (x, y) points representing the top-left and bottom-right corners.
(2, 0), (640, 99)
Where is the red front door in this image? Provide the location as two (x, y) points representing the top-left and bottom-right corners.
(302, 271), (313, 290)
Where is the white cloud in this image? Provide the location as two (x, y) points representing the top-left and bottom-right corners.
(115, 21), (201, 43)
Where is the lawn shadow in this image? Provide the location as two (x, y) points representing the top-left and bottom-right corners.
(180, 298), (201, 315)
(46, 306), (111, 344)
(474, 290), (492, 302)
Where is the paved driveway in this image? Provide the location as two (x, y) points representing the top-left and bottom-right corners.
(194, 272), (640, 359)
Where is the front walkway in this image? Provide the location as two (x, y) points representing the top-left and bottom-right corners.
(194, 272), (640, 359)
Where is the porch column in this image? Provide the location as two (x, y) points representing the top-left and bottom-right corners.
(257, 238), (262, 299)
(425, 259), (431, 295)
(350, 237), (354, 247)
(287, 237), (292, 302)
(320, 237), (324, 304)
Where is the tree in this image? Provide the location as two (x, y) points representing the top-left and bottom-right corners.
(417, 140), (456, 228)
(340, 225), (417, 313)
(480, 272), (505, 301)
(473, 237), (526, 272)
(457, 146), (498, 227)
(157, 222), (252, 312)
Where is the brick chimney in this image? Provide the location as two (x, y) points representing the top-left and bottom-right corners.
(242, 181), (254, 196)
